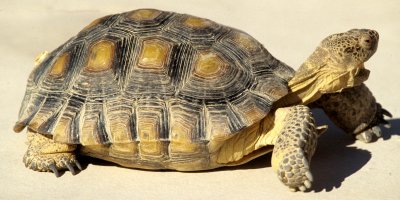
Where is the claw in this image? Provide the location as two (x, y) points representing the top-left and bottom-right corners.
(356, 131), (372, 143)
(28, 162), (37, 170)
(75, 160), (82, 171)
(371, 126), (382, 137)
(49, 163), (60, 177)
(381, 108), (392, 118)
(304, 180), (312, 189)
(305, 171), (313, 182)
(64, 160), (76, 175)
(299, 186), (307, 192)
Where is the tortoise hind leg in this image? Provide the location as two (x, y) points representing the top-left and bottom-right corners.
(24, 129), (82, 177)
(271, 105), (324, 192)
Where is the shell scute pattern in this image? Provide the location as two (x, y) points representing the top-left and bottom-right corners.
(124, 36), (176, 97)
(15, 9), (294, 156)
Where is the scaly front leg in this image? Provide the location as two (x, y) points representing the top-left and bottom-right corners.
(311, 84), (391, 143)
(271, 105), (322, 192)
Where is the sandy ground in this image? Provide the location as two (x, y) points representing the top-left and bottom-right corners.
(1, 0), (399, 199)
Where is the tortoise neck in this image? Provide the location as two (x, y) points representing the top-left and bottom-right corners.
(275, 48), (370, 108)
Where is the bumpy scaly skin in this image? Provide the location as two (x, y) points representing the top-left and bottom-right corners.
(286, 29), (390, 144)
(312, 84), (391, 142)
(272, 105), (319, 192)
(24, 130), (81, 176)
(282, 29), (381, 110)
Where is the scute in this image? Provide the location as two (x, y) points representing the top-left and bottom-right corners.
(136, 98), (169, 159)
(193, 51), (229, 79)
(178, 48), (251, 100)
(183, 16), (215, 29)
(126, 9), (163, 21)
(15, 9), (295, 152)
(137, 38), (172, 69)
(83, 40), (116, 72)
(48, 53), (70, 77)
(105, 97), (136, 143)
(168, 99), (207, 152)
(121, 9), (174, 33)
(125, 36), (175, 96)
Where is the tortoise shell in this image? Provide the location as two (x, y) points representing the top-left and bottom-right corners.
(15, 9), (294, 156)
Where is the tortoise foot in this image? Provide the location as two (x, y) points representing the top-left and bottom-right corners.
(23, 130), (80, 177)
(23, 151), (82, 177)
(277, 148), (313, 192)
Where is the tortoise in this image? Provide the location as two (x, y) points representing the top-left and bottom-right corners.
(14, 9), (390, 191)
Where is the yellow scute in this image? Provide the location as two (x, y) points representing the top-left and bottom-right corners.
(138, 39), (171, 69)
(184, 16), (212, 28)
(127, 9), (162, 21)
(49, 53), (69, 77)
(193, 51), (228, 79)
(84, 40), (115, 72)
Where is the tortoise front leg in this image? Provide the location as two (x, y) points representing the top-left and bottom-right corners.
(24, 129), (82, 176)
(271, 105), (324, 192)
(311, 84), (391, 143)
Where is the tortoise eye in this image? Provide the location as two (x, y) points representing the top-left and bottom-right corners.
(359, 34), (377, 49)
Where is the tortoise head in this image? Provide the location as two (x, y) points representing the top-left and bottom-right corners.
(280, 29), (380, 106)
(320, 29), (379, 68)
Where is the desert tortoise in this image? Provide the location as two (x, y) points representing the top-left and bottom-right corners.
(14, 9), (390, 191)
